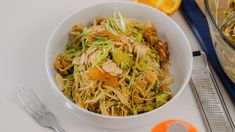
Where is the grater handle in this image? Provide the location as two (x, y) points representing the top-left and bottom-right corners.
(191, 51), (235, 132)
(192, 50), (201, 57)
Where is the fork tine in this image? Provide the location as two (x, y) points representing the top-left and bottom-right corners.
(25, 88), (47, 114)
(16, 88), (38, 118)
(17, 87), (44, 118)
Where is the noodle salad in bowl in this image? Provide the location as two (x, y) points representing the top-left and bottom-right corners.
(54, 10), (173, 116)
(45, 1), (192, 129)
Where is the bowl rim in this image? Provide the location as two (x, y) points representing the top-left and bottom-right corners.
(45, 1), (193, 119)
(204, 0), (235, 50)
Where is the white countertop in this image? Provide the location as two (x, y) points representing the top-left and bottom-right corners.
(0, 0), (234, 131)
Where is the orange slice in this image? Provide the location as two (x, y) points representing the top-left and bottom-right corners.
(134, 0), (182, 15)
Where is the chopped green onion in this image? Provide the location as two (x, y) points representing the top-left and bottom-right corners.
(79, 29), (90, 52)
(118, 11), (126, 32)
(105, 20), (118, 35)
(136, 32), (143, 42)
(91, 40), (112, 46)
(133, 105), (138, 115)
(156, 92), (170, 107)
(113, 10), (126, 33)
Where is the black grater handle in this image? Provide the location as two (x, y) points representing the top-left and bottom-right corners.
(192, 51), (201, 57)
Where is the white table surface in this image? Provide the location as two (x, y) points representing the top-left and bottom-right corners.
(0, 0), (234, 131)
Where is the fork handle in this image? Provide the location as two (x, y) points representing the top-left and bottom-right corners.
(52, 125), (65, 132)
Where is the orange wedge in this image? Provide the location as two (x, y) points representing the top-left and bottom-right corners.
(133, 0), (182, 15)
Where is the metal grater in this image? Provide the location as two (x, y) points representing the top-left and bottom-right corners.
(190, 51), (235, 132)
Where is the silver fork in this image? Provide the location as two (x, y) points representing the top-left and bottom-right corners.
(16, 87), (65, 132)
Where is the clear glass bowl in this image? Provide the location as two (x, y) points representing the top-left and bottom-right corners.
(205, 0), (235, 83)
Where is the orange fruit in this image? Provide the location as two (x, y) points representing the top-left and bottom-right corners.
(151, 120), (197, 132)
(133, 0), (182, 15)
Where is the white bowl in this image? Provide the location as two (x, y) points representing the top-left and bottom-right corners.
(45, 1), (192, 129)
